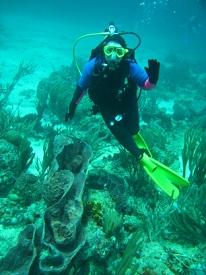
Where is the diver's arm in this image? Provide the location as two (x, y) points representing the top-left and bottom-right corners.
(143, 78), (155, 90)
(71, 58), (95, 104)
(130, 59), (160, 90)
(65, 59), (95, 121)
(130, 62), (153, 90)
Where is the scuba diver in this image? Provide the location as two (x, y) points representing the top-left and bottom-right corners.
(66, 22), (159, 161)
(66, 22), (189, 199)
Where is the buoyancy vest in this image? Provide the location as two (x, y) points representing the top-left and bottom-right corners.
(88, 53), (137, 107)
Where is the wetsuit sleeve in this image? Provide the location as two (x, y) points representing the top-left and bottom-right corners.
(71, 58), (95, 104)
(130, 62), (155, 90)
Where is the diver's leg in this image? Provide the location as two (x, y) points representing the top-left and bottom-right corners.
(100, 106), (142, 159)
(123, 100), (139, 135)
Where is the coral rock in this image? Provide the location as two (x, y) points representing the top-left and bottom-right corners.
(0, 224), (36, 275)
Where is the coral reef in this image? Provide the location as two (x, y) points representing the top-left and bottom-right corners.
(97, 173), (129, 213)
(8, 173), (41, 206)
(36, 65), (77, 122)
(35, 135), (55, 183)
(171, 183), (206, 244)
(0, 139), (18, 194)
(43, 170), (74, 206)
(3, 130), (22, 147)
(115, 230), (143, 275)
(136, 199), (174, 242)
(40, 175), (87, 273)
(182, 116), (206, 185)
(39, 135), (92, 274)
(1, 59), (206, 275)
(103, 207), (123, 237)
(0, 135), (92, 275)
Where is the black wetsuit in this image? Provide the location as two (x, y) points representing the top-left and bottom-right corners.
(71, 54), (154, 159)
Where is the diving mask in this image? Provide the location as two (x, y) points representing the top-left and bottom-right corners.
(104, 45), (129, 58)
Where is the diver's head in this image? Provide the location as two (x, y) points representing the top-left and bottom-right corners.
(103, 35), (128, 68)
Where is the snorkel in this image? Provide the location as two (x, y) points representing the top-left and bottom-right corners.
(72, 22), (142, 76)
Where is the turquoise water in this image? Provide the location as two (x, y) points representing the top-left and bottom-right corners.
(0, 1), (206, 274)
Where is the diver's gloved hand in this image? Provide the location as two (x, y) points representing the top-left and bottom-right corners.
(145, 59), (160, 85)
(65, 102), (77, 122)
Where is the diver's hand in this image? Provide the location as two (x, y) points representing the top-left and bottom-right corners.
(145, 59), (160, 84)
(65, 102), (76, 122)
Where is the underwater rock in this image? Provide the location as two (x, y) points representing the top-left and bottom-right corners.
(8, 173), (41, 206)
(164, 53), (180, 65)
(0, 139), (18, 194)
(0, 224), (36, 275)
(7, 193), (20, 203)
(3, 130), (22, 147)
(173, 102), (187, 121)
(123, 214), (143, 232)
(189, 99), (206, 116)
(91, 173), (129, 213)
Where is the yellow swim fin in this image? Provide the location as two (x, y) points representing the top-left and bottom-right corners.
(132, 132), (152, 157)
(132, 133), (190, 199)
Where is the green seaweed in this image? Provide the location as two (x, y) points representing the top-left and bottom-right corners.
(18, 136), (35, 176)
(82, 201), (103, 225)
(0, 61), (37, 108)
